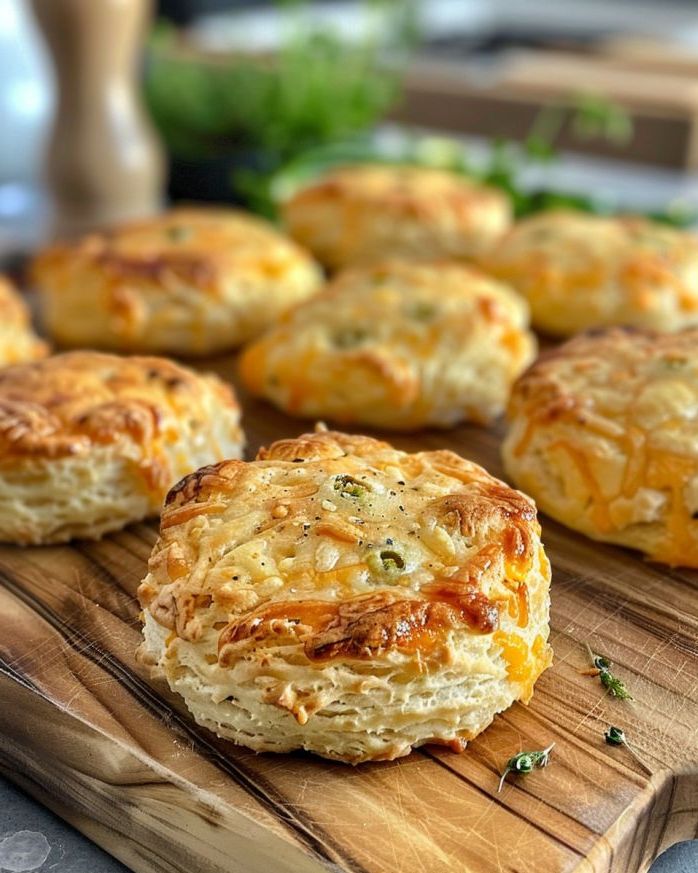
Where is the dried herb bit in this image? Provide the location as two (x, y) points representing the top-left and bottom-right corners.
(585, 644), (633, 700)
(604, 726), (652, 774)
(166, 225), (191, 242)
(498, 743), (555, 792)
(333, 474), (367, 499)
(366, 546), (406, 580)
(379, 549), (405, 571)
(408, 301), (438, 321)
(333, 327), (368, 349)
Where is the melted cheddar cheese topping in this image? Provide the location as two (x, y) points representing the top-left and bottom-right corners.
(505, 327), (698, 566)
(140, 430), (553, 685)
(483, 210), (698, 336)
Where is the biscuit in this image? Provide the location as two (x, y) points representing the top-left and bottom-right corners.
(0, 275), (47, 365)
(482, 210), (698, 336)
(138, 428), (552, 763)
(240, 261), (536, 429)
(0, 351), (244, 544)
(32, 207), (322, 356)
(282, 164), (511, 270)
(503, 327), (698, 566)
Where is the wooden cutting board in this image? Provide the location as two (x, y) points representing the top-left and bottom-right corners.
(0, 356), (696, 873)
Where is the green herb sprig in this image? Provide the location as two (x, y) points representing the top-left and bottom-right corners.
(585, 644), (633, 700)
(145, 2), (417, 215)
(263, 93), (696, 226)
(333, 474), (367, 499)
(498, 743), (555, 792)
(604, 726), (652, 774)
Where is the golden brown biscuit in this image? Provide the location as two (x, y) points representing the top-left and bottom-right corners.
(32, 207), (322, 356)
(503, 327), (698, 566)
(0, 275), (47, 365)
(482, 210), (698, 336)
(0, 351), (244, 544)
(138, 428), (552, 763)
(240, 260), (536, 429)
(282, 164), (511, 270)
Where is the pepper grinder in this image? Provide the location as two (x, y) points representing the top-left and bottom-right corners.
(31, 0), (165, 237)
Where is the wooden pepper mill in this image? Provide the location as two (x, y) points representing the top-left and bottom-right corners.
(31, 0), (165, 237)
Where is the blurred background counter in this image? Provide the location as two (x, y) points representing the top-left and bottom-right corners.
(3, 0), (698, 262)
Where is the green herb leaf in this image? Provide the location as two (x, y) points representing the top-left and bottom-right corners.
(604, 725), (652, 773)
(366, 545), (406, 580)
(592, 654), (612, 671)
(408, 301), (438, 321)
(571, 94), (634, 146)
(599, 670), (633, 700)
(604, 725), (626, 746)
(166, 225), (191, 242)
(586, 644), (633, 700)
(378, 549), (405, 572)
(333, 327), (369, 349)
(333, 474), (367, 499)
(498, 743), (555, 792)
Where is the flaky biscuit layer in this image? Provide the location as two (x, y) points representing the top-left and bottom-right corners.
(0, 351), (244, 543)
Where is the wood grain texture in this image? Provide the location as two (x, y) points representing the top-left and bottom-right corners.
(1, 355), (697, 873)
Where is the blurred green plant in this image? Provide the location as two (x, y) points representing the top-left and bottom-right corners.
(146, 18), (695, 229)
(256, 93), (695, 226)
(144, 1), (415, 175)
(477, 94), (635, 217)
